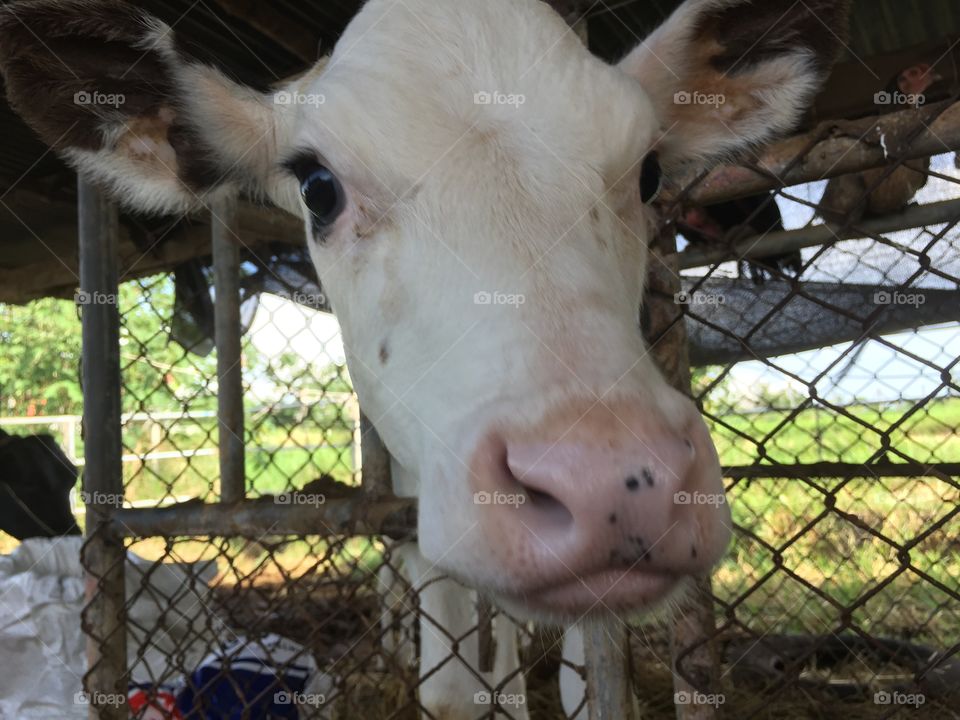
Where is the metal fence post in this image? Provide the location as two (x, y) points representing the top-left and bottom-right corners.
(645, 229), (722, 720)
(77, 177), (127, 720)
(212, 196), (245, 504)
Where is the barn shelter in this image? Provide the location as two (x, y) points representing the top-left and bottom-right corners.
(0, 1), (958, 719)
(2, 0), (959, 307)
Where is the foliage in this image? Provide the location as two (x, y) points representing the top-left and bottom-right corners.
(0, 297), (83, 415)
(118, 277), (219, 414)
(1, 276), (353, 418)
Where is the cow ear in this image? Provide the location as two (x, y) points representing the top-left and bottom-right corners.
(0, 0), (282, 215)
(620, 0), (851, 170)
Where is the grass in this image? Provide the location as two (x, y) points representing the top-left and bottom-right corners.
(717, 475), (959, 644)
(709, 396), (960, 466)
(119, 423), (356, 503)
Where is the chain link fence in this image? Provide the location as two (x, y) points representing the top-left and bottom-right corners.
(1, 58), (957, 720)
(645, 94), (960, 719)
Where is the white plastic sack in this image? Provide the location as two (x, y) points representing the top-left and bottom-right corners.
(0, 537), (221, 720)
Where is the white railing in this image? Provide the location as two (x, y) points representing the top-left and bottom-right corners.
(0, 395), (361, 470)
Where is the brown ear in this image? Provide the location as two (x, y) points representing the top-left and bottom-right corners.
(0, 0), (273, 214)
(620, 0), (852, 169)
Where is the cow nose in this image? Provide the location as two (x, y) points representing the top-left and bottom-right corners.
(470, 398), (731, 602)
(505, 432), (696, 540)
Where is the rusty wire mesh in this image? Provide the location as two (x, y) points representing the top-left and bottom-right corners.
(642, 95), (960, 719)
(1, 71), (956, 720)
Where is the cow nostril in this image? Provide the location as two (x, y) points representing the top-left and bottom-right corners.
(519, 482), (572, 526)
(501, 450), (574, 526)
(525, 486), (552, 505)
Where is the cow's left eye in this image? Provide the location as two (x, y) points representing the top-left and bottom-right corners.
(299, 165), (345, 224)
(640, 152), (662, 204)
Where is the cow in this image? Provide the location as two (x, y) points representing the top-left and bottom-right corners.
(0, 429), (80, 539)
(0, 0), (850, 716)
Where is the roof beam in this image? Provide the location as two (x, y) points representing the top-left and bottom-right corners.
(209, 0), (319, 63)
(0, 203), (303, 304)
(667, 99), (960, 206)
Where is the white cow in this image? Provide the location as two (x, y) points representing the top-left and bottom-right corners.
(0, 0), (849, 716)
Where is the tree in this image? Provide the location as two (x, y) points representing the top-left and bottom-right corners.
(0, 297), (83, 415)
(0, 275), (221, 417)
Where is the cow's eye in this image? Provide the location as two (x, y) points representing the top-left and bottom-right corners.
(640, 152), (662, 204)
(299, 165), (345, 224)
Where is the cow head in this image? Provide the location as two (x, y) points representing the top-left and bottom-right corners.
(0, 0), (849, 619)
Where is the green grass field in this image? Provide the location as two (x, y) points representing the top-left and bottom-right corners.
(702, 397), (959, 643)
(717, 475), (958, 643)
(709, 397), (960, 466)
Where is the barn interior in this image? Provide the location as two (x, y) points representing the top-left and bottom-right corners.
(0, 1), (958, 719)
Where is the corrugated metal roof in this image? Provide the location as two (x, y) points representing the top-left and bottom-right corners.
(848, 0), (960, 57)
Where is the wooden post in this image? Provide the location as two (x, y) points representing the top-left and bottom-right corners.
(110, 494), (417, 539)
(645, 230), (722, 720)
(360, 412), (392, 497)
(77, 178), (127, 720)
(212, 197), (245, 504)
(583, 618), (637, 720)
(679, 197), (960, 270)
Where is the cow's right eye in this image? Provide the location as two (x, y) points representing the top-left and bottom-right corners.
(282, 151), (347, 232)
(299, 164), (345, 225)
